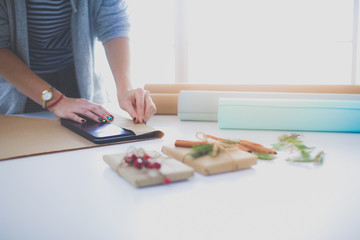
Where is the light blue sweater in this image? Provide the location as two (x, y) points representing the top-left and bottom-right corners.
(0, 0), (130, 114)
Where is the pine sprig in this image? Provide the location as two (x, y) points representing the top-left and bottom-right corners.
(189, 144), (218, 158)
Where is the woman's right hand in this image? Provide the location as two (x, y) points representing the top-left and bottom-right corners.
(49, 95), (114, 124)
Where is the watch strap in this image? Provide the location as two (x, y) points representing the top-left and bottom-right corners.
(42, 87), (55, 109)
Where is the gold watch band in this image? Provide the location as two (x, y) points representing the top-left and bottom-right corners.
(41, 87), (55, 109)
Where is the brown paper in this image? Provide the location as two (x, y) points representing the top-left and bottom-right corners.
(145, 83), (360, 115)
(103, 151), (194, 187)
(0, 114), (164, 161)
(149, 93), (178, 115)
(161, 145), (257, 175)
(145, 83), (360, 94)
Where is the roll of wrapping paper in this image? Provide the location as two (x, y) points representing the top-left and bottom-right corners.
(218, 98), (360, 132)
(177, 91), (360, 121)
(145, 83), (360, 115)
(145, 83), (360, 94)
(149, 93), (178, 115)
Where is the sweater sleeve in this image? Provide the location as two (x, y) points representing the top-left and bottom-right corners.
(95, 0), (130, 43)
(0, 3), (10, 48)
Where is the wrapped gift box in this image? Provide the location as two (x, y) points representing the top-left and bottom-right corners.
(103, 151), (194, 187)
(161, 145), (257, 175)
(218, 98), (360, 132)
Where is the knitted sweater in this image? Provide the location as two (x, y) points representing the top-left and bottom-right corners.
(0, 0), (130, 114)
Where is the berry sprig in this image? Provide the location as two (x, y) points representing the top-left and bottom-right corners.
(123, 151), (171, 184)
(124, 153), (161, 170)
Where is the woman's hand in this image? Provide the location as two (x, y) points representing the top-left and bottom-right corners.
(117, 88), (157, 124)
(49, 95), (114, 124)
(103, 38), (156, 124)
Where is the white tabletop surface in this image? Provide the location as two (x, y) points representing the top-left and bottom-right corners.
(1, 113), (360, 240)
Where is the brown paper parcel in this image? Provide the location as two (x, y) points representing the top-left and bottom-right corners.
(0, 114), (164, 161)
(161, 145), (257, 175)
(103, 151), (194, 187)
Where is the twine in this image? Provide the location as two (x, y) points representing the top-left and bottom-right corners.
(178, 132), (240, 174)
(195, 132), (239, 157)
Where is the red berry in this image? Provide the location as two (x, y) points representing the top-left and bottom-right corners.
(134, 162), (142, 169)
(164, 177), (171, 184)
(153, 162), (161, 169)
(143, 154), (151, 160)
(147, 162), (154, 169)
(134, 159), (143, 169)
(125, 157), (132, 164)
(126, 154), (138, 164)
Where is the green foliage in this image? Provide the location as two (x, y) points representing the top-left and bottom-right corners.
(272, 133), (324, 164)
(188, 133), (324, 163)
(253, 152), (276, 160)
(189, 144), (217, 158)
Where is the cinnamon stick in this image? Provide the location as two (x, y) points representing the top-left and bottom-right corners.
(175, 134), (276, 155)
(239, 140), (277, 154)
(175, 140), (206, 148)
(204, 134), (276, 154)
(237, 144), (252, 152)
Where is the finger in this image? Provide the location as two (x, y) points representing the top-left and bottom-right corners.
(78, 100), (111, 123)
(66, 112), (87, 124)
(134, 88), (145, 123)
(120, 100), (138, 123)
(88, 104), (114, 122)
(143, 91), (157, 122)
(87, 111), (104, 123)
(128, 107), (139, 123)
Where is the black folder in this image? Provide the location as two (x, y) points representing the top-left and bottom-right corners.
(60, 118), (156, 144)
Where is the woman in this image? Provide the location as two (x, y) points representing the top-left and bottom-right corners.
(0, 0), (156, 124)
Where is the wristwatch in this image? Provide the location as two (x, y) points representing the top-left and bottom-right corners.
(41, 87), (55, 109)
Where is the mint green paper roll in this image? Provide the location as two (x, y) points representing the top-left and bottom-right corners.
(218, 98), (360, 132)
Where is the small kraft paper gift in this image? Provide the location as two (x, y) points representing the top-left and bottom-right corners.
(161, 133), (260, 175)
(103, 149), (194, 187)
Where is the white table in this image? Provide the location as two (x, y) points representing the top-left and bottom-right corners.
(1, 114), (360, 240)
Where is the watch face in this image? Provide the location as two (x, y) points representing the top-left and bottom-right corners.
(43, 91), (53, 101)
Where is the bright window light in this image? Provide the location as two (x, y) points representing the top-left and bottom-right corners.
(128, 0), (175, 87)
(96, 0), (357, 90)
(187, 0), (354, 84)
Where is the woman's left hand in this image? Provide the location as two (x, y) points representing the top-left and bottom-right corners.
(117, 88), (157, 124)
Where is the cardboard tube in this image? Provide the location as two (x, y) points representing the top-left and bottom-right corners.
(150, 93), (178, 115)
(145, 83), (360, 94)
(146, 83), (360, 115)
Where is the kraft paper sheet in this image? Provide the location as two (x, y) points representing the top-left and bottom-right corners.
(0, 114), (164, 161)
(149, 93), (178, 115)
